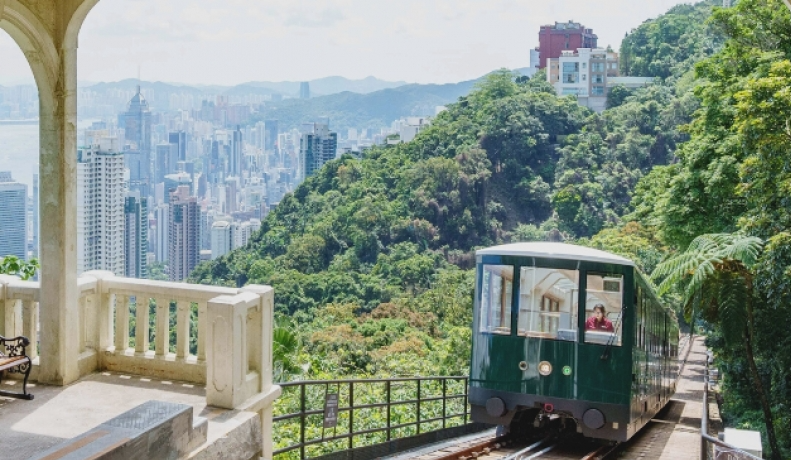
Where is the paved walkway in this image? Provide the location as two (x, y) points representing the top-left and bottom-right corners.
(0, 371), (255, 460)
(614, 336), (715, 460)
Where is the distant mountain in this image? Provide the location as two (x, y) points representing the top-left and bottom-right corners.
(238, 76), (409, 97)
(253, 79), (477, 131)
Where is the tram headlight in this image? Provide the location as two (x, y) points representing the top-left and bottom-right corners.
(538, 361), (552, 376)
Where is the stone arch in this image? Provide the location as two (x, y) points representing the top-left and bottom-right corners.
(0, 0), (101, 385)
(0, 0), (58, 110)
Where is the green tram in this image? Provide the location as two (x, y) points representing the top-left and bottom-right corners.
(469, 243), (680, 442)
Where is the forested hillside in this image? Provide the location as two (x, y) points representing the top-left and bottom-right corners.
(194, 1), (791, 457)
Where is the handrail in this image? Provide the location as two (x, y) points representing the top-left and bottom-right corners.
(701, 352), (762, 460)
(273, 376), (470, 459)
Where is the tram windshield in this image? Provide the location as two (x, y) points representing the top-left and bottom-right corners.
(479, 265), (513, 335)
(518, 267), (579, 341)
(584, 274), (623, 347)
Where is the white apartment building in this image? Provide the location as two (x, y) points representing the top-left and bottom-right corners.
(547, 48), (620, 113)
(0, 172), (28, 261)
(76, 137), (126, 276)
(210, 220), (235, 260)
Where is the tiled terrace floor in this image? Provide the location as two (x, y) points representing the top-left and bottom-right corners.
(0, 371), (253, 460)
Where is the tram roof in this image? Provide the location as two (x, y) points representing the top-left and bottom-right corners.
(476, 242), (635, 267)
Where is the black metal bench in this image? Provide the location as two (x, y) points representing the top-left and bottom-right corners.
(0, 335), (34, 400)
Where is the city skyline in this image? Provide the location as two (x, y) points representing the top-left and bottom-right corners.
(0, 0), (695, 86)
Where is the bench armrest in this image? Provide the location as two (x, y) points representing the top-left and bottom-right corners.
(0, 335), (31, 358)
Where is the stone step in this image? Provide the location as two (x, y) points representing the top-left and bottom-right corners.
(28, 400), (207, 460)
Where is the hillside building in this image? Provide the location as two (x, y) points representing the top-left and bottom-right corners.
(299, 123), (338, 181)
(547, 48), (620, 113)
(538, 21), (597, 69)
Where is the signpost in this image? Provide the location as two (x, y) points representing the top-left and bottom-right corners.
(323, 393), (339, 429)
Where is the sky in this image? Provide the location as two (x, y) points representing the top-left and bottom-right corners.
(0, 0), (695, 87)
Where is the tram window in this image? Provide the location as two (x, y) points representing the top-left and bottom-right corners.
(584, 274), (623, 347)
(479, 265), (513, 335)
(518, 267), (579, 341)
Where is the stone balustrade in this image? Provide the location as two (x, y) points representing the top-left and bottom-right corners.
(0, 272), (281, 457)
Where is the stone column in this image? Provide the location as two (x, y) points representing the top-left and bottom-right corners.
(37, 44), (80, 385)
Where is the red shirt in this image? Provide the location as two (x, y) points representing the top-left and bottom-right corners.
(585, 316), (614, 332)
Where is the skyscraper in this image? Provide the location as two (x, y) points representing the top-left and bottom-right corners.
(76, 140), (126, 276)
(155, 143), (179, 184)
(299, 123), (338, 181)
(265, 120), (278, 152)
(154, 203), (169, 263)
(168, 131), (187, 162)
(32, 173), (38, 258)
(0, 172), (28, 261)
(230, 125), (243, 177)
(121, 86), (152, 196)
(168, 185), (200, 282)
(300, 82), (310, 99)
(124, 191), (148, 279)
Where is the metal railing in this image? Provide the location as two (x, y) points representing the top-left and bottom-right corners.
(701, 353), (762, 460)
(273, 376), (470, 459)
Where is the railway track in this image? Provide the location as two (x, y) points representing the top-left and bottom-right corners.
(415, 434), (617, 460)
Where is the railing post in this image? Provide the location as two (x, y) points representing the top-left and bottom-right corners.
(417, 379), (421, 434)
(22, 300), (38, 360)
(301, 383), (306, 460)
(134, 296), (150, 354)
(197, 301), (207, 361)
(115, 295), (129, 352)
(349, 381), (354, 450)
(442, 378), (447, 429)
(175, 301), (190, 358)
(464, 378), (469, 424)
(386, 380), (391, 441)
(155, 297), (169, 356)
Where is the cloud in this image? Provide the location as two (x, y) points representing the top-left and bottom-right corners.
(284, 8), (345, 28)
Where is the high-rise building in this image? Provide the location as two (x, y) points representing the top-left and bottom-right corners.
(265, 120), (278, 152)
(538, 21), (597, 69)
(76, 140), (126, 276)
(168, 185), (200, 281)
(210, 220), (235, 260)
(0, 172), (28, 261)
(299, 82), (310, 99)
(121, 86), (152, 196)
(230, 125), (243, 176)
(124, 191), (148, 279)
(224, 177), (238, 214)
(32, 173), (38, 258)
(155, 143), (179, 184)
(154, 204), (169, 263)
(168, 131), (187, 162)
(299, 123), (338, 181)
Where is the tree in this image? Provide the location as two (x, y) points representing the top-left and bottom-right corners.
(653, 234), (781, 460)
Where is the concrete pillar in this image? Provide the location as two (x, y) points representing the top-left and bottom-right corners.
(0, 0), (100, 385)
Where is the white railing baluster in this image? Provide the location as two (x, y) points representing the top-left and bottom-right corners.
(176, 301), (190, 358)
(135, 296), (150, 354)
(4, 298), (21, 339)
(115, 294), (130, 352)
(22, 300), (38, 360)
(155, 297), (169, 356)
(198, 302), (207, 361)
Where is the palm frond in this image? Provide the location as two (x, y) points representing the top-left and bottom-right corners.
(717, 272), (748, 345)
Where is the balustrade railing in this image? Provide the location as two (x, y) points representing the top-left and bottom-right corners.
(0, 272), (279, 404)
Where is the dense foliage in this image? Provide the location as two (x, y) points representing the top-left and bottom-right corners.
(630, 1), (791, 457)
(194, 2), (791, 457)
